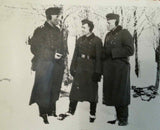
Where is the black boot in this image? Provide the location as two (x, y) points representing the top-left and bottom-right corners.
(48, 111), (57, 117)
(89, 102), (97, 123)
(115, 106), (128, 126)
(118, 118), (128, 126)
(118, 121), (128, 126)
(57, 111), (73, 121)
(89, 115), (96, 123)
(58, 100), (77, 121)
(107, 119), (117, 124)
(40, 114), (49, 124)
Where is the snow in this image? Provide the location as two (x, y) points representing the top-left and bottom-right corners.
(0, 79), (160, 130)
(0, 1), (160, 130)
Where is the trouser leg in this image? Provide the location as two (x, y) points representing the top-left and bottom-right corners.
(89, 102), (97, 123)
(68, 100), (78, 115)
(90, 102), (97, 116)
(38, 102), (56, 115)
(49, 102), (56, 113)
(115, 105), (128, 122)
(48, 102), (57, 116)
(38, 105), (49, 124)
(38, 105), (47, 115)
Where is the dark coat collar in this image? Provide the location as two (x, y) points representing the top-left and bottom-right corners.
(44, 21), (60, 31)
(109, 25), (122, 35)
(82, 33), (95, 41)
(87, 33), (95, 40)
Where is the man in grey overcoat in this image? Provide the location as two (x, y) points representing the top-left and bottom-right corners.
(58, 19), (102, 123)
(29, 7), (67, 124)
(103, 13), (134, 126)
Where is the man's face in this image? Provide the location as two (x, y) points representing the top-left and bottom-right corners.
(82, 23), (90, 36)
(107, 19), (116, 31)
(50, 14), (62, 25)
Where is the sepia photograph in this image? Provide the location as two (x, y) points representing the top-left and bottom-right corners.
(0, 0), (160, 129)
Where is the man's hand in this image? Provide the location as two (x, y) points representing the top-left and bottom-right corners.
(55, 52), (62, 59)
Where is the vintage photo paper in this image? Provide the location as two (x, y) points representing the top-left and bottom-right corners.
(0, 0), (160, 130)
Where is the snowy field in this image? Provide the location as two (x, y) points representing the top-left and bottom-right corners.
(0, 79), (160, 130)
(0, 1), (160, 130)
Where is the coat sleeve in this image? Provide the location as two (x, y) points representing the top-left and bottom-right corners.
(95, 38), (103, 74)
(111, 29), (134, 58)
(30, 27), (44, 56)
(70, 41), (79, 75)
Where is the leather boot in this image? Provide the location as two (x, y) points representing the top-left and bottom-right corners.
(48, 111), (57, 117)
(57, 111), (73, 120)
(89, 115), (96, 123)
(118, 118), (128, 126)
(40, 114), (49, 124)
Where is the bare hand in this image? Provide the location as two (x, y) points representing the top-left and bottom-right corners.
(55, 53), (62, 59)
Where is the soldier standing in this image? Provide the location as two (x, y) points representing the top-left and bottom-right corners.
(58, 19), (102, 123)
(29, 7), (67, 124)
(102, 13), (134, 126)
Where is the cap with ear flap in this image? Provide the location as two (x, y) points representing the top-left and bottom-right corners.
(106, 13), (119, 21)
(158, 23), (160, 30)
(45, 7), (62, 16)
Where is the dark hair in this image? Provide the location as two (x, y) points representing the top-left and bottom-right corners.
(81, 19), (94, 32)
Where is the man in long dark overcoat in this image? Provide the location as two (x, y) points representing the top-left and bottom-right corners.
(29, 7), (67, 124)
(103, 13), (134, 126)
(58, 19), (102, 123)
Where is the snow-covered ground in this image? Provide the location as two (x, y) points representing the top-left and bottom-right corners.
(0, 79), (160, 130)
(0, 1), (160, 130)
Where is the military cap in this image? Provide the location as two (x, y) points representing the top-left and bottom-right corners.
(158, 23), (160, 30)
(45, 7), (62, 16)
(106, 13), (119, 21)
